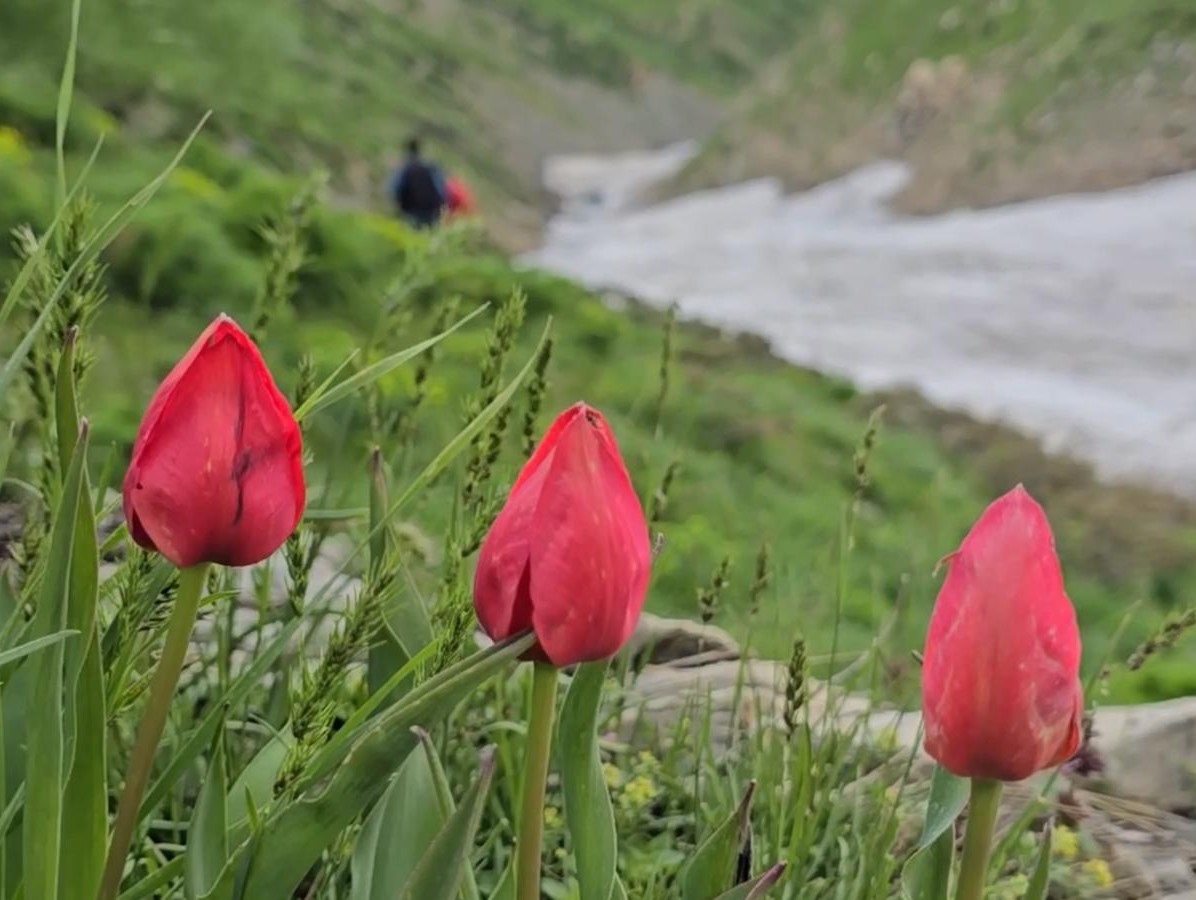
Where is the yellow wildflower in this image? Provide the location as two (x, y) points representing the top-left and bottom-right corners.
(636, 750), (660, 771)
(543, 805), (562, 830)
(0, 126), (31, 165)
(1082, 858), (1114, 888)
(1052, 825), (1078, 861)
(620, 774), (657, 809)
(602, 762), (621, 789)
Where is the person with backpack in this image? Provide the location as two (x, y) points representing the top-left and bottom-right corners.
(389, 137), (447, 228)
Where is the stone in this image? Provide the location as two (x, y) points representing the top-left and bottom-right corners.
(625, 612), (740, 665)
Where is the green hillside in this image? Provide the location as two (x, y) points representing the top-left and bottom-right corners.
(2, 0), (1195, 706)
(0, 0), (809, 244)
(672, 0), (1196, 212)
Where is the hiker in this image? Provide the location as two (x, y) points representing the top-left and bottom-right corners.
(445, 175), (476, 218)
(389, 137), (446, 228)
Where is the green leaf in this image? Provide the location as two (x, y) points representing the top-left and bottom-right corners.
(294, 305), (487, 420)
(55, 327), (81, 473)
(55, 0), (82, 201)
(55, 339), (104, 899)
(0, 630), (77, 667)
(712, 862), (787, 900)
(227, 733), (290, 830)
(186, 724), (230, 899)
(59, 634), (106, 899)
(679, 781), (756, 900)
(118, 855), (186, 900)
(558, 662), (616, 900)
(413, 727), (481, 900)
(901, 830), (954, 900)
(0, 424), (13, 487)
(22, 420), (88, 900)
(412, 729), (454, 815)
(372, 585), (433, 701)
(367, 448), (389, 575)
(351, 745), (443, 900)
(900, 765), (969, 900)
(397, 748), (496, 900)
(199, 633), (535, 900)
(488, 862), (514, 900)
(302, 507), (368, 521)
(917, 765), (969, 848)
(1023, 821), (1053, 900)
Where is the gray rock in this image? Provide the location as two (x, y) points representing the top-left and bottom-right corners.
(625, 613), (740, 665)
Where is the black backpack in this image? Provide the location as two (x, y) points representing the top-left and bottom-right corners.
(397, 161), (443, 215)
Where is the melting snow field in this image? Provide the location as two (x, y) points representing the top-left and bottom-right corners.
(526, 145), (1196, 493)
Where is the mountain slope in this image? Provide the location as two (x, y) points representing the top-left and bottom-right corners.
(671, 0), (1196, 211)
(0, 0), (812, 243)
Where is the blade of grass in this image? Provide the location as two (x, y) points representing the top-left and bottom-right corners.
(397, 748), (496, 900)
(23, 420), (89, 900)
(294, 304), (487, 420)
(55, 0), (83, 202)
(118, 855), (185, 900)
(0, 630), (77, 667)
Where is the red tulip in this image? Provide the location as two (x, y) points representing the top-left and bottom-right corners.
(921, 486), (1082, 781)
(122, 315), (305, 568)
(473, 403), (651, 666)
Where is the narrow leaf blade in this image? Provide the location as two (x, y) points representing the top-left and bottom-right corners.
(294, 305), (486, 420)
(1023, 822), (1053, 900)
(713, 862), (787, 900)
(558, 662), (616, 900)
(900, 765), (969, 900)
(398, 748), (496, 900)
(186, 725), (230, 899)
(350, 748), (442, 900)
(23, 422), (89, 900)
(679, 782), (756, 900)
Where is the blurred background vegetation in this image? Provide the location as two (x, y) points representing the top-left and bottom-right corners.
(3, 0), (1196, 706)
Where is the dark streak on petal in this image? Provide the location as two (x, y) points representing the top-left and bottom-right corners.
(231, 382), (249, 525)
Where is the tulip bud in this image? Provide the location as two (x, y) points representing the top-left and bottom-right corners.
(473, 402), (651, 666)
(122, 314), (305, 568)
(922, 485), (1082, 781)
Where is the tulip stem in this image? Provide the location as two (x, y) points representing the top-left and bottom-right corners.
(955, 778), (1003, 900)
(99, 563), (210, 900)
(517, 662), (559, 900)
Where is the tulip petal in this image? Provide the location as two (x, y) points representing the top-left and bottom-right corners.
(123, 316), (304, 568)
(473, 457), (552, 641)
(922, 486), (1082, 781)
(527, 408), (650, 666)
